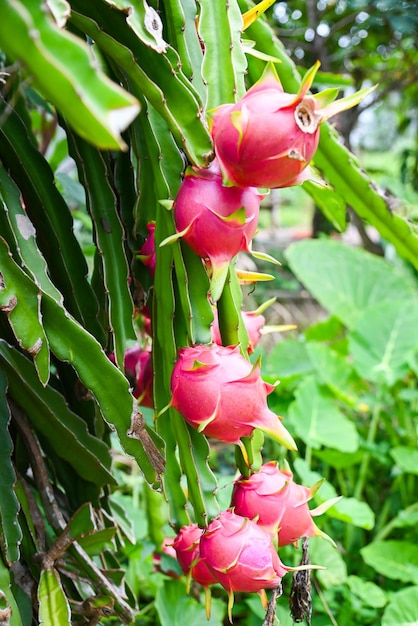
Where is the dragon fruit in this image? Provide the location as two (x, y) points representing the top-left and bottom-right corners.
(211, 62), (373, 189)
(170, 344), (296, 451)
(172, 524), (217, 588)
(200, 510), (289, 620)
(171, 159), (263, 299)
(231, 461), (337, 546)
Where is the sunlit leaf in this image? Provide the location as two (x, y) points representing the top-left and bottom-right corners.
(309, 536), (347, 588)
(382, 586), (418, 626)
(361, 541), (418, 584)
(0, 0), (139, 150)
(38, 569), (71, 626)
(289, 377), (359, 452)
(286, 239), (417, 328)
(349, 300), (418, 386)
(390, 447), (418, 475)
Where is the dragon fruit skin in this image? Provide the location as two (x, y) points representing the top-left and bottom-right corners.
(170, 344), (296, 450)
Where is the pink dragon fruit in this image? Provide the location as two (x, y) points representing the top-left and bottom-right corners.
(138, 222), (156, 277)
(172, 524), (217, 588)
(211, 308), (265, 354)
(210, 62), (373, 189)
(231, 461), (336, 546)
(118, 345), (153, 408)
(170, 344), (296, 451)
(171, 159), (263, 300)
(199, 510), (289, 620)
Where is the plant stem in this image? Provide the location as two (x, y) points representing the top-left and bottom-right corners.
(374, 501), (418, 542)
(353, 401), (381, 501)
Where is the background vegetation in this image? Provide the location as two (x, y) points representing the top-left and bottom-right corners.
(0, 1), (417, 625)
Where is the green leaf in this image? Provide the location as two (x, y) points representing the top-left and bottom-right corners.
(262, 338), (314, 384)
(199, 0), (247, 108)
(38, 569), (71, 626)
(302, 180), (347, 232)
(155, 579), (225, 626)
(0, 340), (115, 487)
(286, 239), (416, 329)
(77, 527), (116, 556)
(66, 130), (136, 368)
(347, 575), (387, 609)
(0, 237), (50, 384)
(315, 124), (418, 272)
(390, 447), (418, 475)
(0, 101), (105, 342)
(0, 166), (62, 302)
(382, 586), (418, 626)
(0, 0), (139, 150)
(294, 459), (374, 530)
(40, 295), (164, 485)
(0, 554), (23, 626)
(326, 497), (375, 530)
(0, 371), (22, 565)
(349, 300), (418, 386)
(306, 341), (358, 405)
(309, 536), (347, 588)
(361, 541), (418, 584)
(70, 0), (213, 166)
(160, 0), (206, 99)
(289, 377), (359, 452)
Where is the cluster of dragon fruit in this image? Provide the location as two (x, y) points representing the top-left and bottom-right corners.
(123, 64), (362, 620)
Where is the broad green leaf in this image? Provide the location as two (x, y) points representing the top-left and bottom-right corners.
(309, 536), (347, 588)
(70, 0), (213, 166)
(306, 341), (358, 405)
(286, 239), (416, 329)
(0, 237), (50, 384)
(294, 459), (374, 529)
(347, 575), (387, 609)
(38, 569), (71, 626)
(0, 340), (115, 487)
(199, 0), (247, 108)
(0, 0), (139, 150)
(382, 586), (418, 626)
(325, 497), (375, 530)
(40, 295), (164, 485)
(262, 338), (314, 384)
(0, 101), (105, 342)
(289, 377), (359, 452)
(349, 300), (418, 386)
(390, 446), (418, 475)
(0, 554), (23, 626)
(155, 579), (225, 626)
(0, 371), (22, 565)
(66, 130), (136, 369)
(361, 541), (418, 584)
(0, 166), (62, 302)
(389, 506), (418, 531)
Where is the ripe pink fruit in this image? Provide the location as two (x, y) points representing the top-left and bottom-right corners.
(170, 344), (296, 450)
(200, 510), (289, 619)
(231, 462), (331, 546)
(122, 345), (153, 408)
(138, 222), (156, 277)
(173, 524), (217, 587)
(211, 62), (372, 189)
(172, 159), (263, 299)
